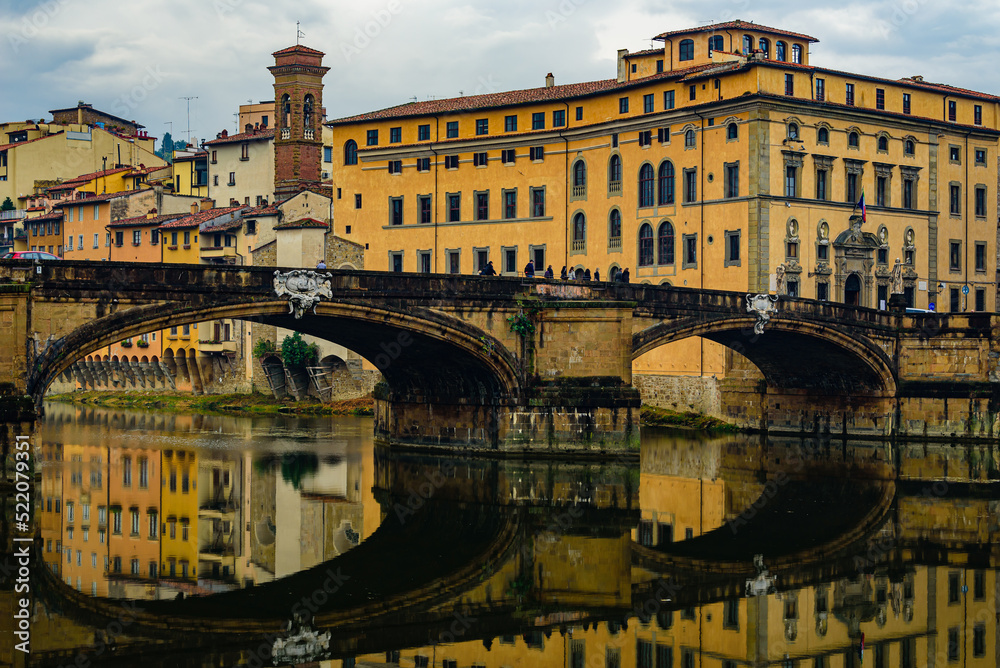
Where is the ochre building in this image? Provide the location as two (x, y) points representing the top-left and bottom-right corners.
(324, 20), (1000, 387)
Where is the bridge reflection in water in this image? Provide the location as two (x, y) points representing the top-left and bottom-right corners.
(15, 406), (1000, 667)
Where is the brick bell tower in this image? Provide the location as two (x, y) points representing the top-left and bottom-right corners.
(269, 45), (329, 202)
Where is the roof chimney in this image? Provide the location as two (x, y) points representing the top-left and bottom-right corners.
(146, 207), (157, 219)
(617, 49), (629, 83)
(200, 198), (214, 211)
(545, 72), (554, 88)
(910, 75), (924, 82)
(190, 201), (198, 215)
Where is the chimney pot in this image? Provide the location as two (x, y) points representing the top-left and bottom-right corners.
(545, 72), (554, 88)
(190, 201), (198, 214)
(200, 198), (214, 211)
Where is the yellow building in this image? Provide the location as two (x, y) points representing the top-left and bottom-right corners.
(160, 447), (199, 582)
(323, 19), (1000, 390)
(171, 148), (209, 197)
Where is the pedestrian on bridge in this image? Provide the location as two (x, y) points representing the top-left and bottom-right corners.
(544, 265), (554, 279)
(560, 266), (567, 280)
(524, 259), (535, 278)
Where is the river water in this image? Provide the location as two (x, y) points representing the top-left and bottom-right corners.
(23, 401), (1000, 667)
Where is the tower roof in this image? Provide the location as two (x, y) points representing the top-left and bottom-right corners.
(653, 20), (818, 43)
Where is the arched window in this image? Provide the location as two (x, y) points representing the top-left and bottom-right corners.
(758, 38), (770, 58)
(608, 154), (622, 188)
(657, 221), (675, 265)
(742, 35), (753, 54)
(817, 127), (829, 144)
(684, 129), (696, 147)
(657, 161), (675, 205)
(679, 39), (694, 61)
(638, 223), (654, 266)
(877, 135), (889, 151)
(791, 44), (802, 64)
(573, 160), (586, 188)
(303, 94), (314, 129)
(776, 41), (787, 61)
(639, 164), (655, 207)
(608, 209), (622, 240)
(708, 35), (724, 53)
(573, 212), (586, 243)
(904, 139), (915, 156)
(787, 123), (799, 139)
(344, 140), (358, 165)
(727, 123), (739, 140)
(848, 131), (860, 148)
(281, 94), (290, 128)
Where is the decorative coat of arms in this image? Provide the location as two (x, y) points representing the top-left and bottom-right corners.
(746, 293), (779, 335)
(273, 270), (333, 319)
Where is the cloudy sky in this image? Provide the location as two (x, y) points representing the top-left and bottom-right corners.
(2, 0), (1000, 149)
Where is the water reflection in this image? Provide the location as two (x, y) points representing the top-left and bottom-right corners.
(23, 404), (1000, 668)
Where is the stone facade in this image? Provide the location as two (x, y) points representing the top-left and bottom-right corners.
(633, 374), (723, 415)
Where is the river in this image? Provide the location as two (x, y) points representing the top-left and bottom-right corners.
(21, 401), (1000, 667)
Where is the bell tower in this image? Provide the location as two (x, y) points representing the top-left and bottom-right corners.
(269, 45), (329, 202)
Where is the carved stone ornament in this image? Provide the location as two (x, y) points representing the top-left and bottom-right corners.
(273, 270), (333, 319)
(747, 293), (779, 335)
(272, 611), (331, 665)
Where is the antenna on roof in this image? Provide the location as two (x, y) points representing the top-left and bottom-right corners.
(296, 21), (305, 45)
(410, 96), (417, 102)
(459, 90), (464, 96)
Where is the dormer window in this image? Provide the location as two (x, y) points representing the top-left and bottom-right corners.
(776, 41), (787, 61)
(758, 38), (770, 58)
(742, 35), (753, 54)
(792, 44), (803, 64)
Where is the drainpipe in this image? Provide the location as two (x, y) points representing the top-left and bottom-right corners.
(433, 116), (440, 273)
(694, 108), (707, 379)
(560, 104), (570, 271)
(724, 30), (734, 55)
(964, 128), (970, 310)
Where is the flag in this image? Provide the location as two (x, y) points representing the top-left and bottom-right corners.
(858, 189), (867, 223)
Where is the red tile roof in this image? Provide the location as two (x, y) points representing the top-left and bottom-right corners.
(243, 205), (279, 217)
(65, 166), (133, 184)
(158, 206), (246, 230)
(274, 217), (328, 230)
(0, 133), (58, 152)
(328, 63), (726, 125)
(272, 45), (325, 56)
(654, 20), (818, 43)
(51, 188), (148, 206)
(624, 48), (664, 58)
(108, 213), (185, 229)
(204, 128), (276, 146)
(29, 210), (63, 222)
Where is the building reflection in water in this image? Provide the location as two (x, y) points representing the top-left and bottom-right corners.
(26, 404), (1000, 668)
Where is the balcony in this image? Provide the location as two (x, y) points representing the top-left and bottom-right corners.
(198, 340), (236, 353)
(571, 239), (586, 253)
(608, 236), (622, 252)
(571, 184), (586, 199)
(0, 209), (25, 221)
(281, 128), (291, 140)
(201, 245), (237, 260)
(608, 180), (622, 195)
(304, 128), (315, 140)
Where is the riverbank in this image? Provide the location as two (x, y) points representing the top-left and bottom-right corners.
(45, 391), (375, 416)
(47, 392), (736, 430)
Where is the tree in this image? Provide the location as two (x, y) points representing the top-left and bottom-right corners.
(280, 331), (319, 368)
(156, 132), (175, 163)
(0, 197), (14, 212)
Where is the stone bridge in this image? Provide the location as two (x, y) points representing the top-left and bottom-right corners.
(2, 260), (1000, 444)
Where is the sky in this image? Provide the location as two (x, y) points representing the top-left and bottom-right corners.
(2, 0), (1000, 150)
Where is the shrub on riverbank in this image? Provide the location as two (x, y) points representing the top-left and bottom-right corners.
(640, 405), (738, 432)
(47, 391), (374, 417)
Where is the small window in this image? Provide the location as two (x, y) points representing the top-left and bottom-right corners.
(815, 78), (825, 101)
(787, 123), (799, 139)
(418, 124), (430, 141)
(876, 88), (885, 110)
(679, 39), (694, 61)
(529, 146), (544, 161)
(709, 35), (724, 53)
(817, 126), (829, 144)
(417, 157), (430, 172)
(948, 100), (957, 122)
(975, 186), (987, 217)
(950, 146), (961, 163)
(775, 41), (786, 61)
(445, 155), (459, 169)
(975, 148), (986, 165)
(684, 129), (696, 148)
(473, 152), (488, 167)
(663, 90), (675, 110)
(418, 195), (431, 223)
(445, 121), (458, 138)
(689, 84), (696, 101)
(974, 104), (983, 126)
(727, 123), (738, 140)
(532, 112), (545, 130)
(501, 149), (515, 165)
(504, 115), (517, 132)
(845, 83), (855, 106)
(475, 118), (488, 135)
(725, 230), (740, 266)
(904, 139), (915, 156)
(643, 94), (654, 113)
(638, 130), (652, 147)
(389, 127), (401, 143)
(390, 197), (403, 225)
(553, 109), (566, 127)
(975, 241), (987, 271)
(758, 38), (770, 58)
(387, 160), (402, 174)
(344, 140), (358, 165)
(903, 93), (911, 115)
(784, 73), (794, 96)
(878, 135), (889, 152)
(576, 106), (583, 120)
(848, 132), (860, 148)
(355, 193), (362, 209)
(950, 184), (961, 215)
(447, 194), (461, 222)
(791, 44), (802, 63)
(366, 129), (378, 146)
(618, 97), (629, 114)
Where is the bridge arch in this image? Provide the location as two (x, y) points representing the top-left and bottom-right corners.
(633, 313), (897, 396)
(29, 300), (521, 406)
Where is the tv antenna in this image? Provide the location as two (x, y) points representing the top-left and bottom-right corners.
(179, 96), (198, 142)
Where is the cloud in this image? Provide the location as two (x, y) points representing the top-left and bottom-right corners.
(1, 0), (999, 145)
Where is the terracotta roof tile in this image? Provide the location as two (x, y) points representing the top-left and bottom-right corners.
(51, 188), (147, 206)
(274, 217), (328, 230)
(654, 20), (818, 43)
(157, 206), (246, 230)
(28, 210), (63, 222)
(624, 48), (664, 58)
(328, 63), (725, 125)
(272, 45), (325, 57)
(108, 213), (185, 229)
(204, 128), (276, 146)
(243, 205), (279, 216)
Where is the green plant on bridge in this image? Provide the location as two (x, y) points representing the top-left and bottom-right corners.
(280, 332), (319, 368)
(252, 338), (277, 359)
(507, 296), (542, 340)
